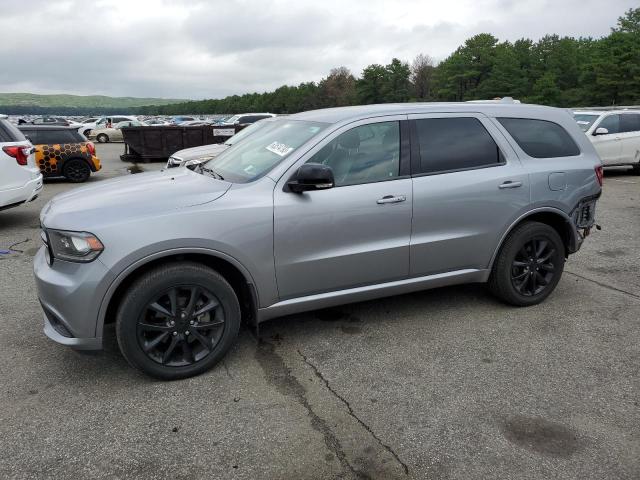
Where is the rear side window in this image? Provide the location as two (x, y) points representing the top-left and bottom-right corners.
(498, 118), (580, 158)
(0, 119), (27, 142)
(620, 114), (640, 133)
(414, 117), (501, 174)
(23, 129), (82, 144)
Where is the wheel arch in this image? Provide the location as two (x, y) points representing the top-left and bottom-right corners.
(99, 249), (259, 336)
(489, 208), (578, 271)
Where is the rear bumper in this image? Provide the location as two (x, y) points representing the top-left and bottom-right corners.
(568, 192), (601, 254)
(90, 155), (102, 172)
(0, 173), (43, 209)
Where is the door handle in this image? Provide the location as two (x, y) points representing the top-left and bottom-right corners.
(498, 181), (523, 189)
(377, 195), (406, 204)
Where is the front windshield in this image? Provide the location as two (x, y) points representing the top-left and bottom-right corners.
(223, 115), (241, 124)
(573, 114), (599, 132)
(201, 119), (328, 183)
(225, 120), (268, 146)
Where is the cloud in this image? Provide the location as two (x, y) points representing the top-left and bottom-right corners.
(0, 0), (636, 99)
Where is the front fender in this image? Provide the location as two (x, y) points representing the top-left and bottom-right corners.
(95, 246), (263, 338)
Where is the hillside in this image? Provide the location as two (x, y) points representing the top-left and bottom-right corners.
(0, 92), (186, 109)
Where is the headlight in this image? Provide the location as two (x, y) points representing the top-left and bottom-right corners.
(45, 229), (104, 263)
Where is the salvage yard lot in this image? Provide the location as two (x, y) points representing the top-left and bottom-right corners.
(0, 143), (638, 479)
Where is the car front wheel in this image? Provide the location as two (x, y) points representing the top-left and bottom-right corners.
(116, 262), (241, 380)
(97, 133), (109, 143)
(489, 221), (565, 306)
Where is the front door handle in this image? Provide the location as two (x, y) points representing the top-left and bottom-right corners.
(498, 181), (523, 189)
(377, 195), (406, 204)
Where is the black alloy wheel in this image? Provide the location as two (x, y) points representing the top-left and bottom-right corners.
(510, 237), (557, 296)
(63, 159), (91, 183)
(116, 262), (241, 380)
(137, 285), (225, 367)
(489, 221), (565, 306)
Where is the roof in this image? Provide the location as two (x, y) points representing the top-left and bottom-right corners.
(573, 109), (640, 115)
(17, 125), (80, 131)
(289, 102), (565, 124)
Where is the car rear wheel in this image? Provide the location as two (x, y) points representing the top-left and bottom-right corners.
(62, 158), (91, 183)
(116, 262), (241, 380)
(489, 221), (565, 306)
(97, 133), (109, 143)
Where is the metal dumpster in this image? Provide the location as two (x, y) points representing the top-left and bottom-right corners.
(120, 125), (244, 162)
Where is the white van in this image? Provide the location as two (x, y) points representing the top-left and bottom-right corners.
(574, 110), (640, 171)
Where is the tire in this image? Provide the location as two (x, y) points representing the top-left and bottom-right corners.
(97, 133), (109, 143)
(632, 164), (640, 175)
(62, 158), (91, 183)
(488, 221), (565, 307)
(116, 262), (241, 380)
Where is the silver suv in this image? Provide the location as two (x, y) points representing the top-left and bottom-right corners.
(34, 103), (602, 379)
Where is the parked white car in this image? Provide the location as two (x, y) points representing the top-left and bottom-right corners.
(88, 120), (147, 143)
(78, 115), (139, 137)
(0, 115), (43, 210)
(574, 110), (640, 171)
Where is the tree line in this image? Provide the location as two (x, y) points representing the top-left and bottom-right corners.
(139, 7), (638, 116)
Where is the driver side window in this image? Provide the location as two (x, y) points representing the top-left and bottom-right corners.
(597, 115), (620, 135)
(308, 121), (400, 186)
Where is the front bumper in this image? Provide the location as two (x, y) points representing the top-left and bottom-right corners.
(34, 247), (114, 350)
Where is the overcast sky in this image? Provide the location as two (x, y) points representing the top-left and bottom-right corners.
(0, 0), (636, 100)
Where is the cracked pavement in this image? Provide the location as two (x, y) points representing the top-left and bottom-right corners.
(0, 143), (639, 479)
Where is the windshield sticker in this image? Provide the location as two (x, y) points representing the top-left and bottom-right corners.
(266, 141), (294, 157)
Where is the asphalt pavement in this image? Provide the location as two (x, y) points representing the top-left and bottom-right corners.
(0, 142), (638, 479)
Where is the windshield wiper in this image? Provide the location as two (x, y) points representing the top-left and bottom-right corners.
(197, 164), (225, 180)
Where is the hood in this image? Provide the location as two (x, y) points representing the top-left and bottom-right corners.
(172, 143), (229, 161)
(41, 168), (231, 231)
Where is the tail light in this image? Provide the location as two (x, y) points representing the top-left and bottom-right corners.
(86, 142), (96, 156)
(595, 165), (603, 187)
(2, 145), (30, 166)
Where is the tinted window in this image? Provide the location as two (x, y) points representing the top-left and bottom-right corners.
(596, 115), (620, 134)
(23, 129), (82, 144)
(415, 117), (501, 173)
(0, 119), (27, 142)
(498, 118), (580, 158)
(308, 121), (400, 186)
(620, 114), (640, 133)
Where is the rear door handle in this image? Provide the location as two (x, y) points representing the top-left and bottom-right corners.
(498, 181), (523, 189)
(377, 195), (406, 204)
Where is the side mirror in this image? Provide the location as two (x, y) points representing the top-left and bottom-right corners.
(287, 163), (334, 193)
(593, 127), (609, 136)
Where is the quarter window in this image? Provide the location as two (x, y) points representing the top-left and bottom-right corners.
(415, 117), (501, 174)
(307, 121), (400, 186)
(498, 118), (580, 158)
